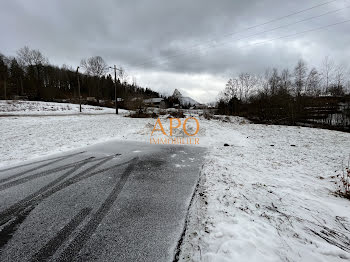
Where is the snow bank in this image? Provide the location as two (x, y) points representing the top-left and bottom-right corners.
(0, 100), (128, 115)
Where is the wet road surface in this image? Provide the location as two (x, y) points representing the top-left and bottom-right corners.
(0, 140), (205, 261)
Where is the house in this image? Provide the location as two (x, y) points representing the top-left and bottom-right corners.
(111, 98), (124, 104)
(144, 98), (166, 108)
(194, 103), (208, 109)
(86, 97), (97, 102)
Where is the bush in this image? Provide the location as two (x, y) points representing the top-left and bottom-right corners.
(222, 116), (231, 122)
(168, 111), (185, 118)
(202, 111), (214, 120)
(336, 157), (350, 199)
(129, 111), (158, 118)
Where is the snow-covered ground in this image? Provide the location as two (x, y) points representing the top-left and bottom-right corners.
(179, 119), (350, 262)
(0, 100), (128, 115)
(0, 114), (148, 167)
(1, 101), (350, 261)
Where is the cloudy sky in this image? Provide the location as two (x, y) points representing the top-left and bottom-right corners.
(1, 0), (349, 102)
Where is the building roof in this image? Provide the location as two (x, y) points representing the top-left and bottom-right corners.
(144, 98), (164, 103)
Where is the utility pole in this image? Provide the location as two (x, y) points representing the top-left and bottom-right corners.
(114, 65), (118, 114)
(4, 78), (6, 100)
(76, 66), (82, 112)
(110, 65), (121, 115)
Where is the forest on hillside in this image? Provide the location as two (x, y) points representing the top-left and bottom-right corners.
(0, 46), (160, 105)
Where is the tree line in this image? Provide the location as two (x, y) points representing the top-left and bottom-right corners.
(218, 57), (350, 130)
(0, 46), (160, 104)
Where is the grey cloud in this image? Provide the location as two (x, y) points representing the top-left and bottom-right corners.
(1, 0), (349, 102)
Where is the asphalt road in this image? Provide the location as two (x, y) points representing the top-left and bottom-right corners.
(0, 140), (205, 262)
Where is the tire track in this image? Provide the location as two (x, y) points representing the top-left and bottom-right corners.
(0, 152), (85, 173)
(0, 156), (134, 257)
(30, 208), (92, 262)
(0, 206), (33, 252)
(36, 157), (135, 203)
(57, 157), (138, 262)
(0, 157), (96, 192)
(0, 156), (113, 226)
(0, 156), (115, 253)
(0, 152), (84, 184)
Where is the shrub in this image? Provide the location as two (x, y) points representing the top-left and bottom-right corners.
(336, 157), (350, 199)
(168, 111), (185, 118)
(202, 111), (214, 120)
(222, 116), (231, 122)
(129, 111), (158, 118)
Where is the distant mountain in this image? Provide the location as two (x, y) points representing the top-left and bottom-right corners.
(173, 89), (182, 98)
(180, 96), (200, 105)
(172, 89), (199, 106)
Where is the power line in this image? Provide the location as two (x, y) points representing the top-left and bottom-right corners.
(177, 19), (350, 68)
(135, 5), (350, 68)
(242, 19), (350, 48)
(133, 0), (342, 67)
(207, 6), (349, 48)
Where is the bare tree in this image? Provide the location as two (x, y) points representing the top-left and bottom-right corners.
(280, 69), (292, 94)
(239, 73), (259, 100)
(346, 80), (350, 95)
(118, 66), (128, 84)
(16, 46), (48, 97)
(261, 69), (272, 95)
(306, 68), (320, 96)
(80, 56), (107, 77)
(269, 68), (280, 95)
(334, 63), (347, 89)
(223, 78), (238, 101)
(320, 56), (334, 94)
(80, 56), (107, 100)
(17, 46), (48, 67)
(293, 59), (307, 96)
(223, 73), (260, 102)
(346, 68), (350, 94)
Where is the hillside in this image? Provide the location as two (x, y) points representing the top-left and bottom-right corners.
(172, 89), (199, 106)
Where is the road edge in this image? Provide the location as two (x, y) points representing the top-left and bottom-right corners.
(172, 161), (205, 262)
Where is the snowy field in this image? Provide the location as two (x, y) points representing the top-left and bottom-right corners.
(0, 100), (128, 115)
(1, 101), (350, 261)
(180, 120), (350, 262)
